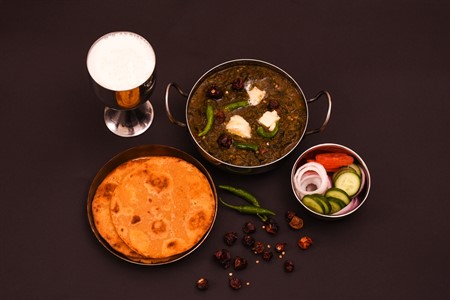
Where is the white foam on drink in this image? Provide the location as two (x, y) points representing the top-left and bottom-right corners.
(87, 32), (155, 91)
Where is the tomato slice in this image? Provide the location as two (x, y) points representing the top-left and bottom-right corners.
(314, 152), (354, 171)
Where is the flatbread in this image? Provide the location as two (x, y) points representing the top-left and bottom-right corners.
(92, 155), (215, 261)
(110, 156), (215, 258)
(92, 159), (155, 262)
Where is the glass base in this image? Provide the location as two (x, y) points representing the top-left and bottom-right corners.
(104, 101), (154, 137)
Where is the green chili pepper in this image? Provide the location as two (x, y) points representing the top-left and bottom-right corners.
(224, 100), (249, 111)
(259, 214), (268, 222)
(219, 185), (267, 222)
(218, 185), (259, 207)
(198, 103), (214, 137)
(233, 141), (259, 151)
(256, 121), (279, 138)
(219, 197), (276, 216)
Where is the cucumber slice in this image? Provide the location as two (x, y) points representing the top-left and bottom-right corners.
(301, 195), (325, 214)
(332, 166), (357, 182)
(325, 187), (350, 205)
(348, 163), (362, 176)
(310, 194), (331, 215)
(327, 197), (346, 214)
(333, 171), (361, 198)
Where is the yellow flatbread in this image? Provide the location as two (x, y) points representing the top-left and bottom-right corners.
(92, 156), (215, 261)
(92, 159), (155, 262)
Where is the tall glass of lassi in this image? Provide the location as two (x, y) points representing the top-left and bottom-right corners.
(87, 31), (156, 137)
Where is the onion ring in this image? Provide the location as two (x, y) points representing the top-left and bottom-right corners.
(332, 197), (360, 216)
(353, 166), (366, 198)
(293, 162), (330, 198)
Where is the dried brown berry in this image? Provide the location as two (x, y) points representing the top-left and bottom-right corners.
(274, 242), (286, 253)
(206, 85), (223, 99)
(231, 78), (244, 90)
(223, 232), (238, 246)
(242, 235), (255, 248)
(229, 276), (242, 290)
(284, 260), (295, 272)
(196, 278), (209, 290)
(217, 133), (233, 148)
(252, 241), (265, 254)
(242, 221), (256, 234)
(264, 218), (279, 235)
(214, 110), (226, 124)
(285, 211), (296, 222)
(298, 236), (313, 250)
(268, 99), (280, 110)
(233, 256), (248, 270)
(214, 249), (231, 268)
(262, 251), (273, 261)
(289, 215), (304, 230)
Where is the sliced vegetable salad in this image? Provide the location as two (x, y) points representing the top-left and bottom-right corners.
(293, 152), (366, 216)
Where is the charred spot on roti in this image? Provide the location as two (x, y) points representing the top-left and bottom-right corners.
(188, 211), (207, 230)
(112, 202), (120, 213)
(131, 215), (141, 224)
(146, 173), (169, 192)
(162, 238), (187, 257)
(102, 183), (117, 199)
(151, 220), (167, 234)
(150, 206), (160, 214)
(167, 240), (177, 249)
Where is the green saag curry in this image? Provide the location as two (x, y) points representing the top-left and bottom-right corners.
(187, 64), (306, 166)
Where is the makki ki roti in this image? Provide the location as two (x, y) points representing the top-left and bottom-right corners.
(93, 155), (216, 260)
(92, 158), (157, 263)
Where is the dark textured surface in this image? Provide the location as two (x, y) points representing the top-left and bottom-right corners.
(1, 1), (449, 299)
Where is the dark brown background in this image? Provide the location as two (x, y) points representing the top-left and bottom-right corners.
(1, 0), (449, 299)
